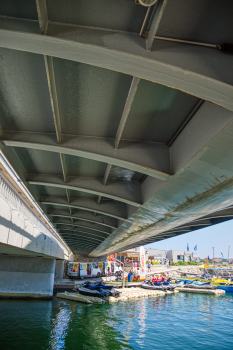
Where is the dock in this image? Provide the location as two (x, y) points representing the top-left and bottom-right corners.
(108, 287), (178, 303)
(56, 287), (179, 304)
(57, 292), (106, 304)
(176, 287), (225, 295)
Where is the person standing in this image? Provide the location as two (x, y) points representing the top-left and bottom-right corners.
(148, 260), (151, 272)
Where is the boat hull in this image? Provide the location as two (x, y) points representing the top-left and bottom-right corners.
(141, 283), (176, 291)
(217, 285), (233, 292)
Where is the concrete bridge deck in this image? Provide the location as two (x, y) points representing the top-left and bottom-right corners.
(0, 154), (68, 297)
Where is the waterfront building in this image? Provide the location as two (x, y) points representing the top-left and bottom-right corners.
(116, 247), (193, 264)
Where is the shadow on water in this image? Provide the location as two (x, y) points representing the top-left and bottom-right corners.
(0, 298), (133, 350)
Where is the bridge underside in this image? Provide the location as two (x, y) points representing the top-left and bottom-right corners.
(0, 0), (233, 257)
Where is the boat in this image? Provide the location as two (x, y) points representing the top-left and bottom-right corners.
(206, 272), (233, 292)
(185, 281), (217, 290)
(217, 284), (233, 293)
(141, 281), (177, 291)
(78, 281), (121, 298)
(175, 279), (194, 284)
(212, 277), (233, 285)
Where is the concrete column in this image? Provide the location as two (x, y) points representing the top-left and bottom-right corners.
(55, 259), (65, 279)
(0, 255), (55, 298)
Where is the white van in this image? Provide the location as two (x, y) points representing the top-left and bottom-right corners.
(67, 262), (80, 278)
(67, 261), (122, 279)
(67, 261), (106, 279)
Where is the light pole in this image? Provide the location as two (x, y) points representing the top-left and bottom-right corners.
(228, 245), (230, 267)
(212, 247), (215, 268)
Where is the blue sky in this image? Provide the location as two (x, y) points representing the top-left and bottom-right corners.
(145, 219), (233, 259)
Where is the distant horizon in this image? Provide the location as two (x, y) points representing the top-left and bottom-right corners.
(145, 219), (233, 260)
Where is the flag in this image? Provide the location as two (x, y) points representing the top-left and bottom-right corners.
(187, 243), (189, 251)
(139, 246), (146, 277)
(194, 245), (197, 251)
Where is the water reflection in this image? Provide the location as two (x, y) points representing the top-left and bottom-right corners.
(0, 294), (232, 350)
(49, 302), (72, 350)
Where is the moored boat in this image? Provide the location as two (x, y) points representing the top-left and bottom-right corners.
(217, 284), (233, 293)
(184, 281), (217, 290)
(78, 281), (121, 298)
(141, 281), (177, 291)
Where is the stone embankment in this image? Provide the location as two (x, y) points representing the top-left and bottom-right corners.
(162, 267), (202, 279)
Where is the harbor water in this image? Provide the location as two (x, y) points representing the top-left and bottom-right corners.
(0, 293), (232, 350)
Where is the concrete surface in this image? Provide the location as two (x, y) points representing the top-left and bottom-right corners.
(0, 255), (55, 298)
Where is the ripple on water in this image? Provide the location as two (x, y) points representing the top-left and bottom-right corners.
(0, 293), (232, 350)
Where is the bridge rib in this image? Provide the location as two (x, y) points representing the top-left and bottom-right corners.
(26, 174), (142, 207)
(0, 23), (233, 111)
(66, 242), (98, 249)
(98, 76), (140, 205)
(60, 233), (103, 243)
(40, 196), (127, 220)
(146, 0), (167, 51)
(65, 238), (99, 245)
(2, 132), (170, 180)
(54, 221), (111, 235)
(36, 0), (74, 230)
(58, 229), (108, 239)
(48, 209), (117, 229)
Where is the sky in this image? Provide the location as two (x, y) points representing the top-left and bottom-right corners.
(145, 219), (233, 259)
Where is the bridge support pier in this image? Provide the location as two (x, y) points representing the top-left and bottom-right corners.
(55, 259), (65, 279)
(0, 255), (55, 299)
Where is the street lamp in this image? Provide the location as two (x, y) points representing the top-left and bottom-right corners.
(228, 245), (230, 267)
(212, 247), (215, 268)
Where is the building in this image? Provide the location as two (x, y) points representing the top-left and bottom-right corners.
(212, 257), (223, 263)
(166, 250), (193, 263)
(146, 249), (167, 260)
(116, 248), (193, 264)
(116, 248), (140, 263)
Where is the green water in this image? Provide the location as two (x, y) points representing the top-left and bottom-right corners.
(0, 293), (232, 350)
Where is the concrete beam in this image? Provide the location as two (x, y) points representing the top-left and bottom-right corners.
(98, 76), (140, 204)
(66, 241), (98, 248)
(48, 209), (117, 229)
(0, 23), (233, 111)
(27, 174), (142, 207)
(54, 220), (111, 234)
(115, 77), (140, 149)
(146, 0), (167, 51)
(36, 0), (48, 35)
(66, 240), (96, 248)
(59, 228), (108, 239)
(2, 132), (170, 180)
(60, 234), (103, 243)
(40, 196), (127, 220)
